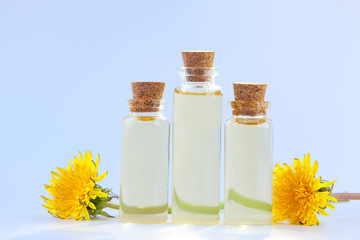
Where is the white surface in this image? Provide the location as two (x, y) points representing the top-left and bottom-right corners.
(2, 201), (359, 240)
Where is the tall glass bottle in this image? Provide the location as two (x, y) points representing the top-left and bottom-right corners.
(120, 82), (169, 224)
(224, 83), (273, 225)
(172, 51), (222, 224)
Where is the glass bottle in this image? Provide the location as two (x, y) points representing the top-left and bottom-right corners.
(224, 83), (273, 225)
(120, 82), (169, 224)
(172, 51), (222, 224)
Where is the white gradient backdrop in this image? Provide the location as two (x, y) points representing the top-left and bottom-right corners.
(0, 0), (359, 227)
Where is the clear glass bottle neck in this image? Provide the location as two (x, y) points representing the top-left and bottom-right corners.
(130, 111), (163, 117)
(178, 67), (219, 90)
(181, 76), (216, 88)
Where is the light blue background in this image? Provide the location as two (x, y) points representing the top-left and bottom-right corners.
(1, 0), (359, 224)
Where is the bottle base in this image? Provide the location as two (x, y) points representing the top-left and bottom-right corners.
(120, 213), (168, 224)
(224, 218), (272, 225)
(172, 213), (219, 225)
(172, 218), (219, 225)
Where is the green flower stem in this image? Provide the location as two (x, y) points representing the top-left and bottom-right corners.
(228, 189), (272, 212)
(99, 202), (225, 214)
(120, 199), (168, 214)
(220, 201), (224, 210)
(99, 211), (115, 218)
(96, 192), (357, 215)
(100, 191), (273, 214)
(173, 189), (220, 214)
(101, 202), (120, 210)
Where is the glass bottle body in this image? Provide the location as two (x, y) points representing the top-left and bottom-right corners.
(120, 112), (170, 224)
(172, 68), (222, 224)
(224, 115), (273, 225)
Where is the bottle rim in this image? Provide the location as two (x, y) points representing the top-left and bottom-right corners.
(178, 67), (219, 77)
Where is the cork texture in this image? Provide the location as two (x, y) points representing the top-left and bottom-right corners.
(129, 82), (165, 112)
(131, 82), (165, 100)
(182, 51), (215, 67)
(230, 101), (268, 117)
(181, 51), (215, 82)
(232, 83), (268, 117)
(233, 83), (267, 101)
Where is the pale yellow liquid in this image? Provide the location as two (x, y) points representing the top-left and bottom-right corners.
(120, 115), (170, 224)
(172, 88), (222, 224)
(224, 118), (273, 225)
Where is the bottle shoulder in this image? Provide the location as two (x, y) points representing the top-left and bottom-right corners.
(175, 85), (222, 95)
(226, 117), (273, 128)
(174, 84), (222, 95)
(123, 114), (169, 125)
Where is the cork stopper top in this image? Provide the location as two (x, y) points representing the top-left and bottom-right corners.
(131, 82), (165, 100)
(182, 51), (215, 67)
(129, 82), (165, 112)
(231, 83), (268, 117)
(233, 83), (267, 101)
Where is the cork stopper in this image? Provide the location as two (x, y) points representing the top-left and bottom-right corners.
(129, 82), (165, 112)
(131, 82), (165, 100)
(233, 83), (267, 101)
(181, 51), (215, 82)
(182, 51), (215, 67)
(231, 83), (268, 117)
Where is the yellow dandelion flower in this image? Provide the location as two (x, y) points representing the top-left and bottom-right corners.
(273, 153), (337, 226)
(41, 151), (113, 221)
